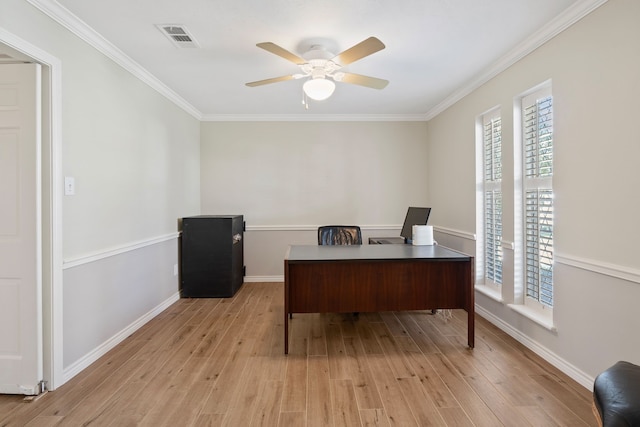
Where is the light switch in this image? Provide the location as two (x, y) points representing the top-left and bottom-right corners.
(64, 176), (75, 195)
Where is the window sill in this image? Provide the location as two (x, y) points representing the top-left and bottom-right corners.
(475, 284), (503, 303)
(507, 304), (556, 332)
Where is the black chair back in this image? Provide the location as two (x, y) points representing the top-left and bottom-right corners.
(318, 226), (362, 245)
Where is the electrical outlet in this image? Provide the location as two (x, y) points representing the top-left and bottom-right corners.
(64, 176), (75, 195)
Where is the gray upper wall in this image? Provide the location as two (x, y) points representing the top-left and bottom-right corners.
(200, 121), (429, 227)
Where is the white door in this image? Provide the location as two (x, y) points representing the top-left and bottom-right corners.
(0, 63), (43, 395)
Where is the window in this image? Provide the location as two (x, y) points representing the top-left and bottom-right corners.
(521, 89), (554, 309)
(483, 111), (502, 289)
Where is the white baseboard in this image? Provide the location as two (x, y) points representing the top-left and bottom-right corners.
(245, 275), (283, 283)
(62, 291), (180, 383)
(475, 304), (594, 390)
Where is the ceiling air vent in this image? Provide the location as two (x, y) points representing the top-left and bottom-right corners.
(156, 24), (199, 48)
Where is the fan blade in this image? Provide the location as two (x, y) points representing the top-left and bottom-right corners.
(245, 75), (296, 87)
(256, 42), (306, 65)
(332, 37), (385, 66)
(339, 73), (389, 89)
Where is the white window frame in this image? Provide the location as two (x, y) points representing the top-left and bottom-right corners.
(514, 82), (554, 320)
(475, 107), (502, 297)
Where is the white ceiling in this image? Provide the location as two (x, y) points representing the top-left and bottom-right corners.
(19, 0), (602, 119)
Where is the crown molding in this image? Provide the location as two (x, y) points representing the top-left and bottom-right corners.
(423, 0), (609, 121)
(200, 113), (427, 122)
(26, 0), (203, 120)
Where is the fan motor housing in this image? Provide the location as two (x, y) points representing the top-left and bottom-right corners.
(302, 45), (334, 61)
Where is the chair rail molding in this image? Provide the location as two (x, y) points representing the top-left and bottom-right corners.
(555, 252), (640, 285)
(63, 232), (180, 269)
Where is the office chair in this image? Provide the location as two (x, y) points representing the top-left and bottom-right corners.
(317, 225), (362, 245)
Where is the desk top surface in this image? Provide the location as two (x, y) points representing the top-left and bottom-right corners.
(285, 244), (471, 262)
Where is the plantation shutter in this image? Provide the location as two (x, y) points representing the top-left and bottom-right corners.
(522, 92), (553, 307)
(483, 113), (502, 285)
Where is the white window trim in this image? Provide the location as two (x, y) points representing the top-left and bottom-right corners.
(475, 107), (502, 295)
(508, 303), (556, 331)
(514, 81), (554, 321)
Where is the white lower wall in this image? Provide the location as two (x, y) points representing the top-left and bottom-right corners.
(62, 236), (180, 377)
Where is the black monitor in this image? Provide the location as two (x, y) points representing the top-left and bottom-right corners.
(400, 207), (431, 241)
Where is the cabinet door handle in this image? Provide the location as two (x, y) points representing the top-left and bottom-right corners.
(233, 233), (242, 244)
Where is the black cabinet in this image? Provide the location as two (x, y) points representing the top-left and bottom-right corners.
(180, 215), (244, 297)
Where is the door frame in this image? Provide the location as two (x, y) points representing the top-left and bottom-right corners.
(0, 27), (63, 390)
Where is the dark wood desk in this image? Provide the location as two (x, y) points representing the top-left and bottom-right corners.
(283, 244), (474, 354)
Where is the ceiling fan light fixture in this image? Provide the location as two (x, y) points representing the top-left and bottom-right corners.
(303, 77), (335, 101)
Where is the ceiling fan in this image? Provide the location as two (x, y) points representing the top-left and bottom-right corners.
(245, 37), (389, 104)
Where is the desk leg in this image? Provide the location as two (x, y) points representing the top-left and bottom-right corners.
(284, 259), (289, 355)
(468, 258), (475, 348)
(284, 311), (289, 354)
(468, 312), (474, 348)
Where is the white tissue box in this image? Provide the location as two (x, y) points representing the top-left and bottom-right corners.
(412, 225), (434, 245)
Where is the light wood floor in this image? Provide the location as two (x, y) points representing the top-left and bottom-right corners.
(0, 282), (596, 426)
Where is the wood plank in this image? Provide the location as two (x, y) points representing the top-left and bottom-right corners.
(396, 376), (446, 426)
(366, 354), (419, 426)
(354, 320), (384, 355)
(278, 412), (305, 426)
(531, 374), (598, 426)
(368, 322), (415, 379)
(379, 312), (410, 337)
(425, 352), (504, 426)
(517, 405), (562, 427)
(395, 312), (440, 355)
(222, 355), (275, 426)
(399, 348), (459, 409)
(330, 379), (362, 427)
(249, 380), (284, 427)
(326, 322), (349, 380)
(141, 381), (211, 427)
(200, 336), (256, 414)
(309, 315), (328, 356)
(459, 364), (534, 426)
(437, 407), (475, 426)
(281, 337), (308, 412)
(360, 409), (391, 427)
(193, 413), (225, 427)
(55, 358), (147, 426)
(342, 336), (384, 410)
(22, 415), (64, 427)
(307, 356), (333, 427)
